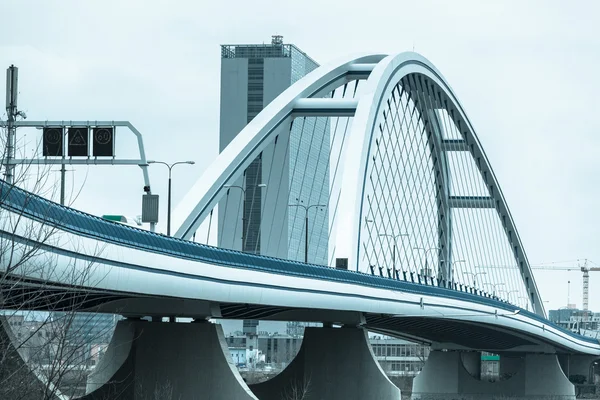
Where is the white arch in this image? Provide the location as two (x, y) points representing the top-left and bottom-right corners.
(172, 53), (384, 240)
(332, 52), (545, 316)
(173, 51), (544, 317)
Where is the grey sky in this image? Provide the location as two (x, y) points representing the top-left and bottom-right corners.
(1, 0), (599, 313)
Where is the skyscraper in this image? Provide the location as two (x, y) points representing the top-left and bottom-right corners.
(218, 36), (329, 269)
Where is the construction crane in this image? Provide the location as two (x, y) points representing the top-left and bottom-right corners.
(485, 259), (600, 310)
(530, 259), (600, 311)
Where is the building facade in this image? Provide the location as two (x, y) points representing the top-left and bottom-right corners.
(218, 36), (329, 266)
(369, 336), (430, 376)
(226, 331), (431, 377)
(549, 308), (600, 332)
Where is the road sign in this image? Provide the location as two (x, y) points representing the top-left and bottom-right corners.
(68, 127), (89, 156)
(93, 127), (114, 157)
(142, 194), (159, 223)
(42, 127), (63, 156)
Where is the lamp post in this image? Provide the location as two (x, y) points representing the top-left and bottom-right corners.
(147, 160), (195, 236)
(447, 259), (466, 281)
(288, 199), (326, 263)
(463, 271), (487, 287)
(379, 233), (409, 277)
(518, 296), (530, 311)
(413, 247), (440, 277)
(224, 183), (267, 252)
(484, 283), (505, 296)
(499, 289), (519, 303)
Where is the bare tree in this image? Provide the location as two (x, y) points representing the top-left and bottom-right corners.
(0, 123), (117, 399)
(282, 374), (311, 400)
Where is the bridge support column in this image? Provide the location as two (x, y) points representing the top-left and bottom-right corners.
(499, 353), (524, 379)
(250, 326), (401, 400)
(0, 317), (60, 399)
(412, 350), (575, 399)
(461, 351), (481, 379)
(83, 319), (257, 400)
(558, 354), (599, 383)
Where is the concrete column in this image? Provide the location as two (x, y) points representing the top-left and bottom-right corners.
(83, 319), (257, 400)
(0, 317), (61, 399)
(558, 354), (599, 383)
(413, 350), (575, 399)
(499, 353), (524, 379)
(460, 351), (481, 379)
(250, 326), (401, 400)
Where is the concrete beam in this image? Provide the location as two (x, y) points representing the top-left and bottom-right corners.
(441, 139), (469, 152)
(449, 195), (495, 209)
(292, 98), (358, 117)
(249, 309), (365, 325)
(88, 298), (222, 319)
(250, 327), (400, 400)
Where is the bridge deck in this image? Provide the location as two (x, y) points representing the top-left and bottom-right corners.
(0, 181), (597, 347)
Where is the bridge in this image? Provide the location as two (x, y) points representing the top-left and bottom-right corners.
(1, 52), (598, 399)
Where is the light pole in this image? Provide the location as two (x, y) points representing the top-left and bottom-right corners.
(446, 259), (466, 282)
(463, 271), (487, 287)
(484, 283), (505, 296)
(518, 296), (530, 311)
(224, 183), (267, 251)
(413, 247), (440, 277)
(379, 233), (409, 277)
(147, 160), (195, 236)
(288, 199), (326, 263)
(499, 289), (518, 303)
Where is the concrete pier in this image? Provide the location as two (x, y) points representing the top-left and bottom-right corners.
(83, 319), (257, 400)
(250, 326), (401, 400)
(0, 317), (60, 400)
(412, 350), (575, 399)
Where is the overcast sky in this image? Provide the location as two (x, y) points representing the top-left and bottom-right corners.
(1, 0), (599, 314)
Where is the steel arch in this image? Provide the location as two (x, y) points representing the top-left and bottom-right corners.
(172, 53), (385, 240)
(173, 51), (544, 317)
(333, 52), (544, 316)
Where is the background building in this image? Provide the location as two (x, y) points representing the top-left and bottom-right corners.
(218, 36), (329, 267)
(369, 336), (429, 377)
(549, 307), (600, 333)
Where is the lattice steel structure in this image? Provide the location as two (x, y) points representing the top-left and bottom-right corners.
(173, 53), (544, 316)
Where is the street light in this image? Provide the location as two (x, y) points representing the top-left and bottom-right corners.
(484, 283), (505, 296)
(518, 296), (530, 311)
(224, 183), (267, 251)
(146, 160), (195, 236)
(463, 271), (487, 287)
(446, 259), (466, 280)
(288, 199), (326, 263)
(499, 289), (519, 303)
(379, 233), (409, 278)
(413, 247), (440, 277)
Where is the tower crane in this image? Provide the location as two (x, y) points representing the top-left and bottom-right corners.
(531, 259), (600, 311)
